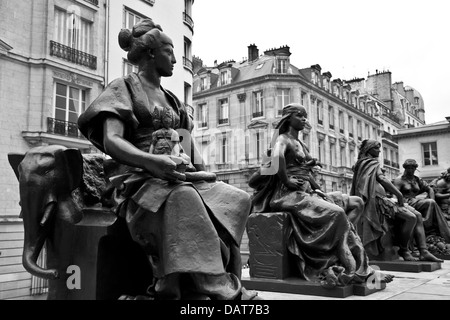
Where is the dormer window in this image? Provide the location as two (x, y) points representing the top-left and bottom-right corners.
(200, 77), (208, 91)
(276, 57), (289, 74)
(220, 70), (231, 86)
(311, 71), (317, 84)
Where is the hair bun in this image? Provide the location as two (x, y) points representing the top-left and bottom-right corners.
(118, 29), (133, 51)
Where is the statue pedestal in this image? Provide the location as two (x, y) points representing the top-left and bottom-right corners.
(246, 212), (386, 298)
(369, 260), (441, 273)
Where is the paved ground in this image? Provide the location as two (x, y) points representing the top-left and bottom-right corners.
(243, 260), (450, 300)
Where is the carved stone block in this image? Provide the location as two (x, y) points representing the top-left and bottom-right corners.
(247, 212), (292, 280)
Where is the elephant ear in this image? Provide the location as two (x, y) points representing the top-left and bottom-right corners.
(62, 149), (84, 192)
(8, 153), (25, 180)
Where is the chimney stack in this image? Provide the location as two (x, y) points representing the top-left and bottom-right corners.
(248, 44), (259, 62)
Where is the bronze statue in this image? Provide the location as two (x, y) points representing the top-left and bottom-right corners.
(77, 19), (254, 300)
(430, 168), (450, 220)
(350, 140), (443, 263)
(248, 104), (394, 288)
(393, 159), (450, 243)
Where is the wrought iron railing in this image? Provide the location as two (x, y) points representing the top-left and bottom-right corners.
(47, 117), (85, 139)
(218, 119), (229, 125)
(253, 112), (264, 118)
(83, 0), (98, 5)
(183, 57), (193, 73)
(183, 12), (194, 31)
(50, 41), (97, 70)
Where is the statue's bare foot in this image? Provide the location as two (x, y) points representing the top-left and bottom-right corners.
(378, 271), (395, 283)
(399, 249), (419, 261)
(419, 250), (444, 263)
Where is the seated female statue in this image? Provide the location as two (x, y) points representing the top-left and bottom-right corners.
(78, 19), (255, 300)
(248, 104), (394, 287)
(393, 159), (450, 242)
(351, 140), (442, 263)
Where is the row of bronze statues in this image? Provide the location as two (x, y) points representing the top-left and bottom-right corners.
(9, 19), (450, 300)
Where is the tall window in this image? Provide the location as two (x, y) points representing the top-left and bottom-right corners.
(301, 92), (307, 107)
(198, 103), (208, 128)
(340, 146), (346, 167)
(328, 106), (335, 130)
(220, 135), (228, 163)
(218, 98), (229, 124)
(318, 139), (325, 163)
(253, 91), (264, 118)
(348, 116), (354, 137)
(422, 142), (438, 166)
(123, 59), (138, 76)
(350, 149), (355, 167)
(339, 111), (344, 134)
(54, 8), (92, 53)
(330, 142), (336, 166)
(365, 124), (370, 139)
(277, 88), (290, 116)
(357, 120), (362, 140)
(54, 83), (86, 124)
(123, 8), (143, 29)
(303, 133), (310, 150)
(317, 100), (324, 125)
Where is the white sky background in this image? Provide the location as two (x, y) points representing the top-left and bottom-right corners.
(192, 0), (450, 124)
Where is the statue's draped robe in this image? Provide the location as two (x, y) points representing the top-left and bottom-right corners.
(78, 73), (250, 299)
(251, 157), (372, 284)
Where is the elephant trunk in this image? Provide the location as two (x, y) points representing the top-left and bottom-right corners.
(22, 201), (59, 280)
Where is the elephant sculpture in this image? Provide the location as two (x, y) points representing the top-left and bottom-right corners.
(8, 145), (152, 300)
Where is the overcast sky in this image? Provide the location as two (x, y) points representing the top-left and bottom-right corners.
(192, 0), (450, 124)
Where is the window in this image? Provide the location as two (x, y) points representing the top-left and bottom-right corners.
(330, 142), (336, 166)
(357, 120), (362, 140)
(318, 140), (325, 163)
(348, 116), (354, 137)
(303, 133), (310, 150)
(422, 142), (438, 166)
(277, 88), (291, 116)
(220, 134), (228, 163)
(198, 103), (208, 128)
(339, 111), (344, 134)
(350, 149), (355, 167)
(276, 58), (288, 74)
(253, 91), (264, 118)
(255, 131), (265, 162)
(200, 77), (208, 91)
(52, 83), (86, 137)
(301, 92), (307, 107)
(323, 78), (329, 91)
(365, 124), (370, 139)
(123, 59), (138, 76)
(311, 72), (317, 84)
(54, 8), (92, 53)
(317, 100), (323, 125)
(332, 182), (338, 192)
(218, 98), (229, 124)
(340, 146), (346, 167)
(328, 106), (335, 130)
(123, 8), (143, 29)
(220, 71), (228, 86)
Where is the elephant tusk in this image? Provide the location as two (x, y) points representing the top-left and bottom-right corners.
(40, 202), (57, 227)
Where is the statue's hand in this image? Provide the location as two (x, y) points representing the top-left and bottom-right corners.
(146, 155), (186, 182)
(285, 177), (303, 190)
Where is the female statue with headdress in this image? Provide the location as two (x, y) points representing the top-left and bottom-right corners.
(248, 104), (394, 287)
(351, 140), (442, 262)
(78, 19), (255, 300)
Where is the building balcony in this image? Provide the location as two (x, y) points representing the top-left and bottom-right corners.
(253, 112), (264, 118)
(382, 131), (393, 140)
(183, 57), (193, 74)
(217, 163), (233, 171)
(183, 12), (194, 32)
(83, 0), (98, 5)
(218, 119), (229, 125)
(50, 41), (97, 70)
(199, 122), (208, 129)
(47, 117), (85, 140)
(337, 166), (354, 177)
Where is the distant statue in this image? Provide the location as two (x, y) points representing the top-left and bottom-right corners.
(248, 104), (394, 287)
(393, 159), (450, 242)
(350, 140), (443, 263)
(430, 168), (450, 220)
(77, 18), (255, 300)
